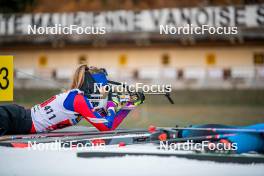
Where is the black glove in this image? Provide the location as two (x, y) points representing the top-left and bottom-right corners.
(129, 91), (145, 105)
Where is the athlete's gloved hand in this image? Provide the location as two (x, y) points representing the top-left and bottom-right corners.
(106, 101), (117, 116)
(109, 92), (129, 110)
(129, 91), (145, 106)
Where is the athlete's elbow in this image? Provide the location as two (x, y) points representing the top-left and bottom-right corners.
(99, 128), (112, 132)
(94, 125), (112, 131)
(100, 125), (116, 131)
(110, 126), (117, 131)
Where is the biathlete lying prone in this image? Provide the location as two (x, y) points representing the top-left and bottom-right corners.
(0, 65), (144, 134)
(0, 64), (263, 154)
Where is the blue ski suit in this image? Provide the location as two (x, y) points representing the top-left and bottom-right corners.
(181, 123), (264, 154)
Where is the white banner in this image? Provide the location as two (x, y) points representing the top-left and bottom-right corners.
(0, 4), (263, 35)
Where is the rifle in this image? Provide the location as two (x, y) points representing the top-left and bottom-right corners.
(108, 80), (174, 104)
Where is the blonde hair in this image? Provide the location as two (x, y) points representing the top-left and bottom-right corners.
(70, 64), (103, 90)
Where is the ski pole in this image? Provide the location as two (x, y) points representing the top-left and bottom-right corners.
(172, 127), (264, 134)
(161, 133), (235, 144)
(0, 128), (148, 142)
